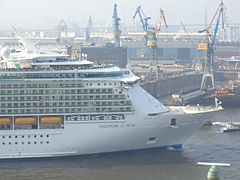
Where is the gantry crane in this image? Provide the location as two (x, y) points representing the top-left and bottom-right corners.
(198, 1), (224, 90)
(112, 4), (121, 47)
(133, 6), (151, 47)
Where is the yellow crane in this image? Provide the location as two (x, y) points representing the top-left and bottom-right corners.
(147, 8), (168, 48)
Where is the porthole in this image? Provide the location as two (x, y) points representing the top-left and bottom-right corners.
(22, 142), (24, 145)
(22, 135), (24, 138)
(34, 135), (37, 138)
(28, 135), (31, 138)
(46, 141), (49, 144)
(9, 136), (11, 138)
(34, 142), (37, 144)
(40, 141), (43, 144)
(2, 136), (5, 139)
(40, 135), (43, 138)
(46, 135), (49, 138)
(15, 136), (18, 138)
(9, 142), (11, 145)
(2, 142), (5, 145)
(15, 142), (18, 145)
(28, 142), (30, 144)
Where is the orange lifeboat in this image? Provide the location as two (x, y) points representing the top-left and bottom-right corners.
(15, 117), (36, 125)
(0, 118), (12, 125)
(40, 117), (62, 124)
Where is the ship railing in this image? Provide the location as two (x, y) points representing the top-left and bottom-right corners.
(0, 64), (116, 73)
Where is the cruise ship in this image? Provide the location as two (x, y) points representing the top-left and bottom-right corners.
(0, 58), (222, 159)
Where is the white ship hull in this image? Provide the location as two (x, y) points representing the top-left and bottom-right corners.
(0, 112), (212, 159)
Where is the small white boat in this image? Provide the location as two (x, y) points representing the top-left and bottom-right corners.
(167, 104), (223, 115)
(220, 123), (240, 133)
(168, 97), (223, 115)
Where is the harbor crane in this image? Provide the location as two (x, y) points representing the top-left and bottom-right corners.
(112, 4), (121, 47)
(147, 8), (168, 48)
(155, 9), (168, 40)
(85, 16), (93, 43)
(147, 8), (168, 79)
(133, 6), (151, 47)
(198, 1), (225, 90)
(133, 6), (168, 79)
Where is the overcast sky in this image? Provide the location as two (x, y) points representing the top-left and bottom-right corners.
(0, 0), (238, 30)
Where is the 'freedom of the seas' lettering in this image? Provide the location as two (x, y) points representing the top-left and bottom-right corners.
(99, 123), (135, 129)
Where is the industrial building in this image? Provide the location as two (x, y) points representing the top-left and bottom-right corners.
(68, 46), (128, 68)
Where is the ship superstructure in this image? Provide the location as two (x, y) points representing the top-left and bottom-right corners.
(0, 59), (221, 159)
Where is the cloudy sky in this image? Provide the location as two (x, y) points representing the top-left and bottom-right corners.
(0, 0), (238, 30)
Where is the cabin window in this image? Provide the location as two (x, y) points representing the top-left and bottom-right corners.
(148, 137), (156, 141)
(170, 118), (177, 126)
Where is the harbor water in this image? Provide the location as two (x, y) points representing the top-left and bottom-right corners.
(0, 108), (240, 180)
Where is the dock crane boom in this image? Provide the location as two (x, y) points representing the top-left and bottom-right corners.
(112, 4), (121, 47)
(155, 8), (168, 37)
(133, 6), (151, 47)
(199, 1), (224, 90)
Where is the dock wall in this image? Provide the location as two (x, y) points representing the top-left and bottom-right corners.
(142, 71), (239, 98)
